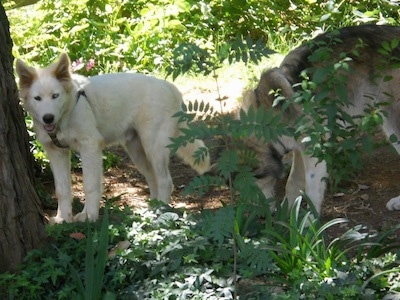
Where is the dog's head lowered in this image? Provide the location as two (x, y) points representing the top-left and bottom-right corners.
(15, 53), (75, 133)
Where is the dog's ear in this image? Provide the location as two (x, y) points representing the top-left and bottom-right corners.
(15, 59), (37, 91)
(52, 53), (72, 83)
(271, 69), (294, 99)
(256, 68), (294, 105)
(241, 89), (257, 112)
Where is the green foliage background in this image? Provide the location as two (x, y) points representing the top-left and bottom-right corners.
(8, 0), (400, 76)
(4, 0), (400, 299)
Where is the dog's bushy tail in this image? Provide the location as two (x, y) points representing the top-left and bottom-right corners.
(167, 83), (210, 175)
(175, 138), (210, 175)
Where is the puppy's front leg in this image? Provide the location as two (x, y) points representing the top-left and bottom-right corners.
(285, 149), (306, 209)
(73, 145), (103, 222)
(45, 145), (72, 224)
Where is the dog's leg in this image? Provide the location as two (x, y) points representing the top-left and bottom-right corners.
(303, 154), (327, 215)
(256, 176), (277, 210)
(387, 196), (400, 210)
(124, 137), (157, 199)
(45, 146), (72, 224)
(382, 111), (400, 154)
(138, 128), (173, 203)
(73, 145), (103, 222)
(285, 149), (306, 208)
(146, 136), (173, 203)
(149, 148), (173, 203)
(382, 109), (400, 210)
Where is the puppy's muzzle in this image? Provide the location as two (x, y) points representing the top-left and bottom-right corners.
(42, 114), (56, 133)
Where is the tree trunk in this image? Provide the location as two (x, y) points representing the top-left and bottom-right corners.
(0, 3), (46, 273)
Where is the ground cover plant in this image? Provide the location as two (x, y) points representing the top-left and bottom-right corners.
(3, 0), (400, 298)
(0, 199), (399, 299)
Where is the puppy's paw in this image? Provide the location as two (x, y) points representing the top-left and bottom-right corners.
(73, 211), (88, 222)
(73, 211), (99, 222)
(386, 196), (400, 211)
(48, 214), (71, 225)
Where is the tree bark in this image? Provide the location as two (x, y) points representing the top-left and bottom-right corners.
(0, 2), (46, 273)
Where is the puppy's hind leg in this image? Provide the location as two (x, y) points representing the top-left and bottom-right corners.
(147, 146), (173, 203)
(124, 134), (158, 200)
(142, 131), (173, 203)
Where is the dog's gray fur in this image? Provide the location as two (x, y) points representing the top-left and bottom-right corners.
(241, 24), (400, 213)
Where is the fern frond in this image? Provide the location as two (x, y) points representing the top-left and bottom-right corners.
(183, 175), (225, 198)
(200, 206), (235, 244)
(216, 150), (239, 179)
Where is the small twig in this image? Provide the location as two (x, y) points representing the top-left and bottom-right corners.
(228, 173), (238, 300)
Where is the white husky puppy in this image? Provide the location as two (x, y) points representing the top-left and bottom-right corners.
(16, 53), (210, 223)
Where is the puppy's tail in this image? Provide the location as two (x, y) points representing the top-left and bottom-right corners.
(175, 138), (210, 175)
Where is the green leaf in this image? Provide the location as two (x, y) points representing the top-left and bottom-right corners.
(389, 133), (398, 143)
(69, 23), (90, 34)
(217, 150), (239, 179)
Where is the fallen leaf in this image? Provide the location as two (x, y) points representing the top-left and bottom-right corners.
(108, 240), (131, 259)
(69, 232), (86, 240)
(333, 192), (345, 197)
(358, 184), (369, 190)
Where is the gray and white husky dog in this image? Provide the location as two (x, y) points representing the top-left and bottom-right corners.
(240, 24), (400, 214)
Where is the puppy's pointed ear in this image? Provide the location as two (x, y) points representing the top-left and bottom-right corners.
(15, 59), (37, 90)
(53, 53), (72, 82)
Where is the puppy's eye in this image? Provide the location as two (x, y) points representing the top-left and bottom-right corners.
(34, 96), (41, 101)
(52, 93), (59, 99)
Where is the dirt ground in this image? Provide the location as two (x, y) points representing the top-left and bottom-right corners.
(44, 77), (400, 240)
(93, 137), (400, 237)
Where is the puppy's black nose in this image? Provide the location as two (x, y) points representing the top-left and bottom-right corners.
(43, 114), (54, 124)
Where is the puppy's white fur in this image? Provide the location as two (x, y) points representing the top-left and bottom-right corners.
(16, 53), (210, 223)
